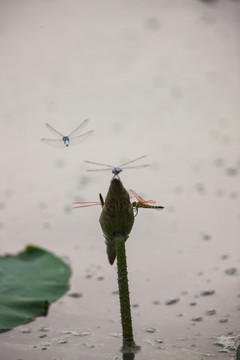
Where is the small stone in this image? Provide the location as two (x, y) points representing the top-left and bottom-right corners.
(206, 309), (216, 316)
(219, 319), (228, 323)
(39, 327), (49, 332)
(165, 298), (180, 305)
(201, 353), (213, 357)
(97, 276), (104, 281)
(132, 303), (139, 308)
(202, 233), (211, 241)
(213, 341), (224, 347)
(20, 328), (32, 334)
(192, 317), (203, 322)
(176, 313), (183, 317)
(68, 292), (83, 298)
(62, 330), (91, 336)
(157, 345), (166, 350)
(110, 332), (122, 338)
(225, 267), (237, 275)
(226, 168), (238, 176)
(79, 331), (91, 336)
(195, 183), (205, 194)
(64, 206), (72, 215)
(57, 339), (68, 344)
(190, 302), (197, 306)
(155, 338), (164, 343)
(144, 327), (157, 333)
(200, 290), (215, 296)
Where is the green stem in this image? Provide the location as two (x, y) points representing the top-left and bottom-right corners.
(237, 345), (240, 360)
(115, 234), (140, 353)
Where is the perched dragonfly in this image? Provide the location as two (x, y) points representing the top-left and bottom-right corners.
(130, 189), (164, 215)
(73, 188), (164, 214)
(84, 155), (149, 177)
(41, 119), (93, 147)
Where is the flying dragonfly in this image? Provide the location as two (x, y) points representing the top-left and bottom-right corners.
(41, 119), (93, 147)
(84, 155), (149, 177)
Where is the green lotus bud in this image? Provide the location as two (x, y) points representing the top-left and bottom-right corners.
(99, 178), (135, 265)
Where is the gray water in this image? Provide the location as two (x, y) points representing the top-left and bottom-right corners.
(0, 1), (239, 359)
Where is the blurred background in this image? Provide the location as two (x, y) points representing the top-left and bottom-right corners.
(0, 0), (239, 359)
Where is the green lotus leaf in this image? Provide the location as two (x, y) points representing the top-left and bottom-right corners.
(0, 245), (71, 332)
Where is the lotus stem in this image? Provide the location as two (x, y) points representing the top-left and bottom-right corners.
(115, 233), (140, 353)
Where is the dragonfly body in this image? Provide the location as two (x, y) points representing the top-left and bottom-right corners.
(41, 119), (93, 147)
(135, 203), (164, 210)
(62, 136), (70, 147)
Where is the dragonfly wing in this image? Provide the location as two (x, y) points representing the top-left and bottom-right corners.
(41, 138), (65, 147)
(84, 160), (113, 168)
(74, 203), (101, 208)
(86, 168), (113, 172)
(119, 155), (148, 167)
(45, 123), (63, 138)
(73, 201), (101, 208)
(69, 131), (94, 145)
(73, 201), (101, 204)
(121, 164), (149, 170)
(129, 189), (156, 205)
(130, 189), (147, 204)
(68, 119), (89, 137)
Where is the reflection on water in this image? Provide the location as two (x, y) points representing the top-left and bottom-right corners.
(122, 352), (135, 360)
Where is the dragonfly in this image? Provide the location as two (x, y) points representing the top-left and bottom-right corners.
(129, 189), (164, 215)
(84, 155), (149, 177)
(73, 188), (164, 215)
(41, 119), (93, 147)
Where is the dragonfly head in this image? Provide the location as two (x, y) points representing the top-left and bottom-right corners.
(112, 167), (122, 176)
(63, 136), (70, 147)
